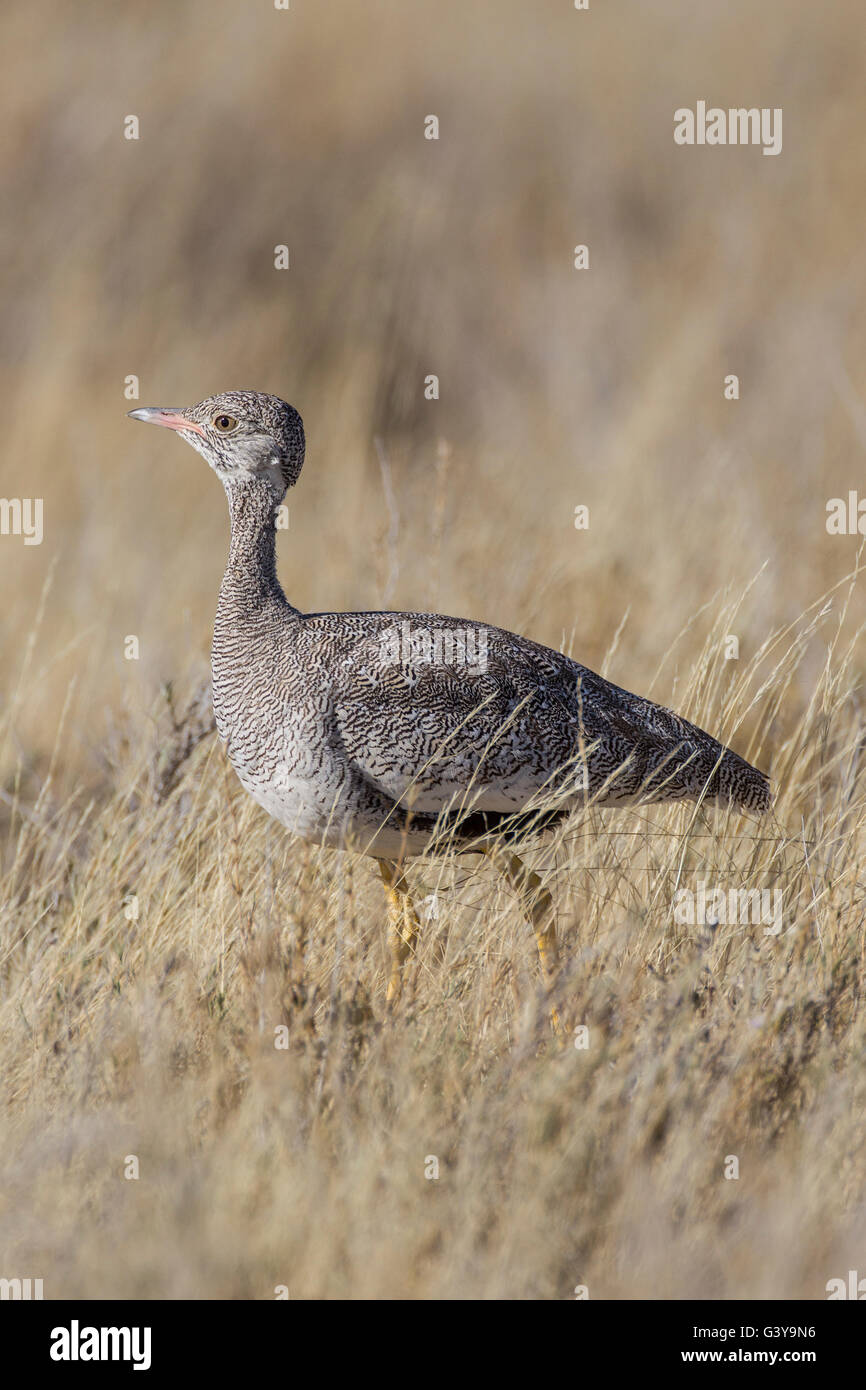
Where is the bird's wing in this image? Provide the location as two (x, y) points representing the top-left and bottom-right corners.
(312, 611), (617, 814)
(301, 609), (768, 816)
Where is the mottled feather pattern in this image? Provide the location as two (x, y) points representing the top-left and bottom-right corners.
(133, 391), (771, 861)
(214, 590), (770, 858)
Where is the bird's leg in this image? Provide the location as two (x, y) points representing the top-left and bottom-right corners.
(377, 859), (421, 1003)
(483, 845), (561, 1011)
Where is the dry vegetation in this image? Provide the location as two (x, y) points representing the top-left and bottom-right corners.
(1, 0), (866, 1298)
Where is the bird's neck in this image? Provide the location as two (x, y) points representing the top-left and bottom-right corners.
(217, 479), (295, 618)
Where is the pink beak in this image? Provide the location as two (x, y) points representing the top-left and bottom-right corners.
(127, 407), (205, 437)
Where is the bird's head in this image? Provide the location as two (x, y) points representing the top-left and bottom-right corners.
(128, 390), (305, 500)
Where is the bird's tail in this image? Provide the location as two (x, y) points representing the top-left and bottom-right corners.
(636, 708), (772, 815)
(696, 738), (772, 814)
(587, 674), (773, 815)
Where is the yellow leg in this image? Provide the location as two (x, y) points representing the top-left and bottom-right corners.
(377, 859), (421, 1002)
(482, 846), (562, 1033)
(483, 846), (560, 984)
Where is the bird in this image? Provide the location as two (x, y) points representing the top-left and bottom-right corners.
(129, 390), (771, 1006)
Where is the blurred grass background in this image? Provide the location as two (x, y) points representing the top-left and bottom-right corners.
(1, 0), (866, 1299)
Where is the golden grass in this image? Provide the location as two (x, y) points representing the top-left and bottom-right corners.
(2, 0), (866, 1298)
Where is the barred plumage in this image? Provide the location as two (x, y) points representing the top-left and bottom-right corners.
(130, 389), (771, 1000)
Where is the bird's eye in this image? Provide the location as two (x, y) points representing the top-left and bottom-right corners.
(212, 413), (239, 432)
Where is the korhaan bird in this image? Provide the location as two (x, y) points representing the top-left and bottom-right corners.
(129, 391), (771, 1004)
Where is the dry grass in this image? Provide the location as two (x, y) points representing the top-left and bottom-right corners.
(1, 0), (866, 1298)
